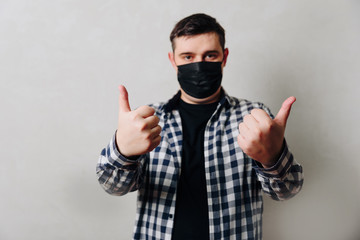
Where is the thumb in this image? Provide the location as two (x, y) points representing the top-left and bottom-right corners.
(274, 96), (296, 127)
(118, 85), (131, 112)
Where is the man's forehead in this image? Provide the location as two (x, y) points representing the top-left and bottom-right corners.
(173, 32), (222, 52)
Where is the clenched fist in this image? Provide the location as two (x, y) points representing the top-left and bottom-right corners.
(237, 97), (296, 168)
(116, 85), (162, 157)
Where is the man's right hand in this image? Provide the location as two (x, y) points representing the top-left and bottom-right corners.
(116, 85), (162, 158)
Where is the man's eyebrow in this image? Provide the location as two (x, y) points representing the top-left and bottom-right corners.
(179, 52), (194, 56)
(204, 50), (220, 54)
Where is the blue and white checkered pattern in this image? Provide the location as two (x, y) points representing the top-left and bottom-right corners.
(97, 91), (303, 240)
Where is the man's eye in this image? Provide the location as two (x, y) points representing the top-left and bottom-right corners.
(184, 56), (192, 60)
(206, 54), (217, 59)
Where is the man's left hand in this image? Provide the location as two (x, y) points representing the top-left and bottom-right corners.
(237, 97), (296, 168)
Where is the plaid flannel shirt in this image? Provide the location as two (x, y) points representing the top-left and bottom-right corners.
(97, 91), (303, 240)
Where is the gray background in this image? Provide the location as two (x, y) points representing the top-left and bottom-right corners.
(1, 0), (359, 239)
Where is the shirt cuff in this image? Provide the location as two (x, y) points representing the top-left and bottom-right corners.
(108, 132), (142, 170)
(253, 139), (294, 181)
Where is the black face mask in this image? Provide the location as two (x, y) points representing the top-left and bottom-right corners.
(177, 61), (223, 99)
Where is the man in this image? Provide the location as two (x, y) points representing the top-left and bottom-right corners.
(97, 13), (303, 240)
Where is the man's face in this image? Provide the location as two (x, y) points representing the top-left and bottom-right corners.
(168, 32), (229, 104)
(169, 32), (228, 70)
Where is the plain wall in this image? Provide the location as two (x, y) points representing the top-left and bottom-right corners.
(1, 0), (359, 239)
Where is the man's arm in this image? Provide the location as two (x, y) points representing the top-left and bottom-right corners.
(237, 97), (303, 199)
(96, 85), (161, 195)
(96, 133), (146, 196)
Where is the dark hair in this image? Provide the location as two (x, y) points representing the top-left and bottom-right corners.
(170, 13), (225, 51)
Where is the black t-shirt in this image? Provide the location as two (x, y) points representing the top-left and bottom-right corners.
(172, 99), (218, 240)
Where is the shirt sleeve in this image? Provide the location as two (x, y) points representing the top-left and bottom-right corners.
(96, 132), (146, 196)
(253, 140), (304, 201)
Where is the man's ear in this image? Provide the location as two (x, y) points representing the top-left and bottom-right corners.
(222, 48), (229, 67)
(168, 51), (178, 71)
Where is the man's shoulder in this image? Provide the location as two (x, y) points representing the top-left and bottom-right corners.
(146, 92), (272, 116)
(223, 94), (273, 118)
(225, 94), (268, 111)
(149, 101), (167, 110)
(148, 91), (181, 115)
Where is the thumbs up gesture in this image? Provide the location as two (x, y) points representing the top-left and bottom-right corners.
(237, 97), (296, 168)
(116, 85), (162, 157)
